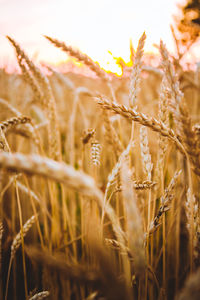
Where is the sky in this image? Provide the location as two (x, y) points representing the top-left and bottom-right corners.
(0, 0), (186, 73)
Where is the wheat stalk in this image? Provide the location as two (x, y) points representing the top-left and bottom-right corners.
(42, 63), (75, 90)
(0, 221), (3, 273)
(0, 98), (22, 116)
(121, 160), (146, 276)
(101, 142), (134, 226)
(102, 109), (123, 158)
(0, 152), (125, 246)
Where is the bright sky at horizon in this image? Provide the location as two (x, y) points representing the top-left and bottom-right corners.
(0, 0), (188, 73)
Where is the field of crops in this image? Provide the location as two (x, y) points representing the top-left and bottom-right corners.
(0, 33), (199, 300)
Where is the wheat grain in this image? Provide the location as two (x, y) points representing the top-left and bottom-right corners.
(0, 116), (31, 133)
(133, 180), (156, 190)
(0, 128), (10, 153)
(140, 126), (153, 180)
(91, 140), (101, 166)
(157, 75), (170, 173)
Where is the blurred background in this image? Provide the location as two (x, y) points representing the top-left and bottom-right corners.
(0, 0), (199, 74)
(0, 2), (200, 300)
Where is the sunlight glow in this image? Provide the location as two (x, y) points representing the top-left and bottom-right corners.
(0, 0), (187, 73)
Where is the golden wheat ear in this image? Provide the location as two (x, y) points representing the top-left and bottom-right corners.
(129, 31), (146, 108)
(7, 35), (61, 161)
(5, 215), (37, 300)
(44, 35), (108, 82)
(96, 96), (186, 154)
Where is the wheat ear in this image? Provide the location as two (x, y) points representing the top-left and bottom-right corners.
(0, 116), (31, 133)
(133, 180), (156, 190)
(6, 36), (43, 104)
(157, 76), (169, 171)
(140, 126), (153, 180)
(7, 36), (61, 161)
(5, 215), (37, 300)
(18, 55), (43, 103)
(11, 215), (37, 259)
(96, 96), (186, 155)
(44, 36), (122, 155)
(148, 170), (182, 235)
(160, 40), (183, 105)
(0, 128), (10, 152)
(0, 99), (39, 145)
(44, 35), (108, 82)
(129, 32), (146, 108)
(160, 40), (200, 176)
(29, 291), (50, 300)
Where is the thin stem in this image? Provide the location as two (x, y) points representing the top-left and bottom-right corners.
(4, 258), (13, 300)
(15, 183), (28, 300)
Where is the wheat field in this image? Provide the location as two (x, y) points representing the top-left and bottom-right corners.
(0, 32), (199, 300)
